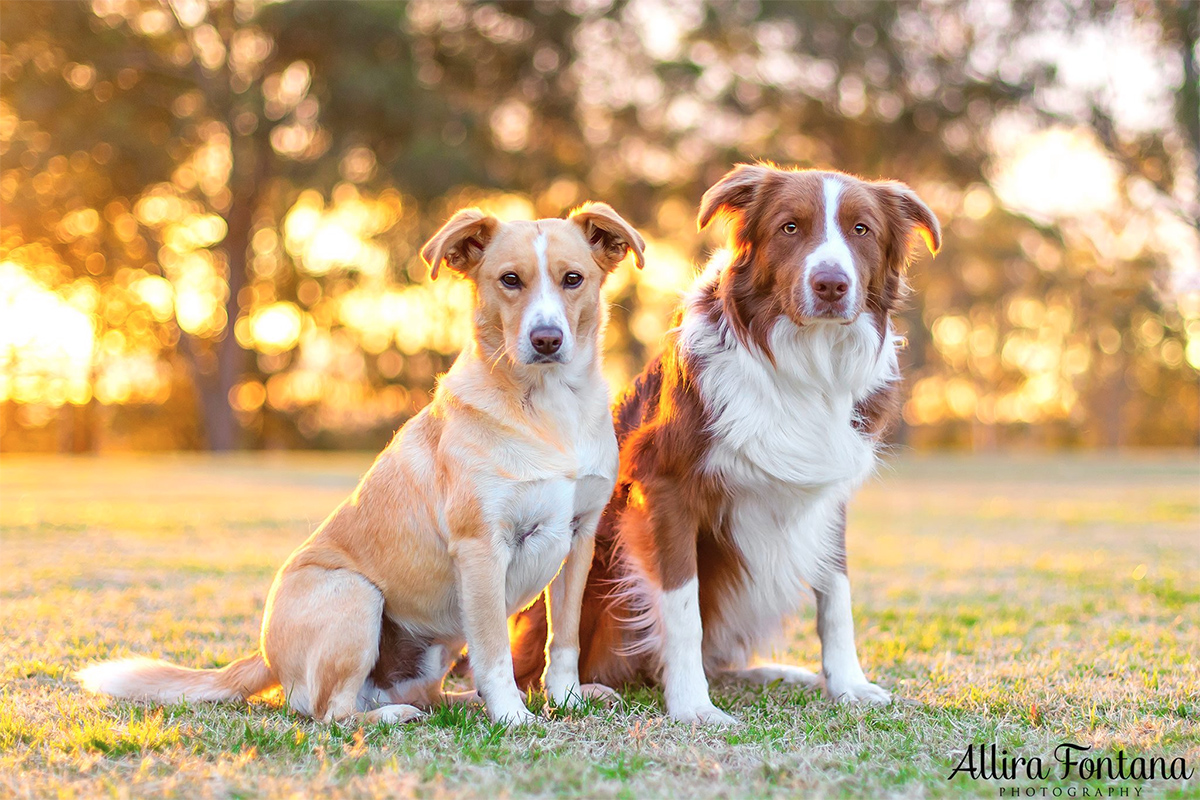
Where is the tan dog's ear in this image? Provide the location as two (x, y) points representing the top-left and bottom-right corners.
(697, 163), (771, 230)
(420, 208), (500, 279)
(570, 202), (646, 271)
(873, 181), (942, 259)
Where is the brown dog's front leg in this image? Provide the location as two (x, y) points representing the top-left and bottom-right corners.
(815, 571), (890, 705)
(626, 478), (736, 726)
(452, 536), (535, 725)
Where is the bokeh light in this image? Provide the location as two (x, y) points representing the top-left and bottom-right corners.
(0, 0), (1195, 451)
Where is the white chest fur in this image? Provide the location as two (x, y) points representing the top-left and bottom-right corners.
(498, 368), (618, 615)
(503, 476), (576, 613)
(680, 300), (898, 666)
(687, 310), (896, 492)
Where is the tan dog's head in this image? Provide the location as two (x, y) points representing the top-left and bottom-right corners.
(421, 203), (644, 367)
(699, 163), (940, 327)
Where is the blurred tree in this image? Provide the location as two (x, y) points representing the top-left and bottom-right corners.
(541, 0), (1198, 446)
(2, 1), (496, 448)
(1, 0), (1195, 451)
(3, 0), (278, 448)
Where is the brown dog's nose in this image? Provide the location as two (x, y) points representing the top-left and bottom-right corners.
(811, 266), (850, 303)
(530, 326), (563, 355)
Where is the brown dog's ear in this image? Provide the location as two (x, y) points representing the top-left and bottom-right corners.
(570, 201), (646, 271)
(873, 181), (941, 260)
(697, 163), (771, 231)
(420, 208), (500, 279)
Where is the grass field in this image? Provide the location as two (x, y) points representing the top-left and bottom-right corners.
(1, 452), (1197, 798)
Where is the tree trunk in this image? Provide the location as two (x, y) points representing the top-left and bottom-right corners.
(190, 5), (270, 451)
(57, 401), (95, 453)
(202, 133), (260, 451)
(1092, 358), (1127, 448)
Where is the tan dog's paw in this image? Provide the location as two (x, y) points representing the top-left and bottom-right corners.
(669, 703), (738, 726)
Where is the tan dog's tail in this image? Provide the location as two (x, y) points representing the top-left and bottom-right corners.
(76, 653), (276, 703)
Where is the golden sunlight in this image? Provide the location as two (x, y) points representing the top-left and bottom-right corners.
(992, 126), (1120, 220)
(0, 261), (94, 406)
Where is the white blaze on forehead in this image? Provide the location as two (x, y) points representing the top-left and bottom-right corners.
(517, 228), (572, 361)
(527, 230), (564, 328)
(803, 176), (858, 306)
(534, 229), (549, 274)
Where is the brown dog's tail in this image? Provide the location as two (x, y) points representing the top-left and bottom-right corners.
(76, 653), (276, 703)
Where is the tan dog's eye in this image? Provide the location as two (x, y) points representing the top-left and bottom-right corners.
(781, 222), (798, 235)
(500, 272), (522, 289)
(562, 272), (584, 289)
(854, 223), (870, 235)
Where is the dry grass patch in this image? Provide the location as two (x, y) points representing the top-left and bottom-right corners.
(1, 452), (1197, 798)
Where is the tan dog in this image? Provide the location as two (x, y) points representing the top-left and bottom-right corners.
(78, 203), (646, 725)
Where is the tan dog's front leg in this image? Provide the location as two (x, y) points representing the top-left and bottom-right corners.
(542, 511), (617, 707)
(453, 536), (535, 725)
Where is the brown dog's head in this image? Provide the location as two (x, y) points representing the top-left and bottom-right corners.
(421, 203), (644, 367)
(698, 163), (940, 339)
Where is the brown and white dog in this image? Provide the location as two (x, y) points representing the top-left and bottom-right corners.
(78, 203), (645, 725)
(511, 164), (940, 724)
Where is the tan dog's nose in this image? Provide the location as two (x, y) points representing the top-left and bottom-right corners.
(530, 326), (563, 355)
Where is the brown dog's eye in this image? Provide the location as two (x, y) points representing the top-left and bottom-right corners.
(500, 272), (522, 288)
(853, 223), (870, 236)
(781, 222), (798, 235)
(563, 272), (584, 288)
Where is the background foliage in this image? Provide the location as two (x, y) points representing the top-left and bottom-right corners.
(1, 0), (1197, 452)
